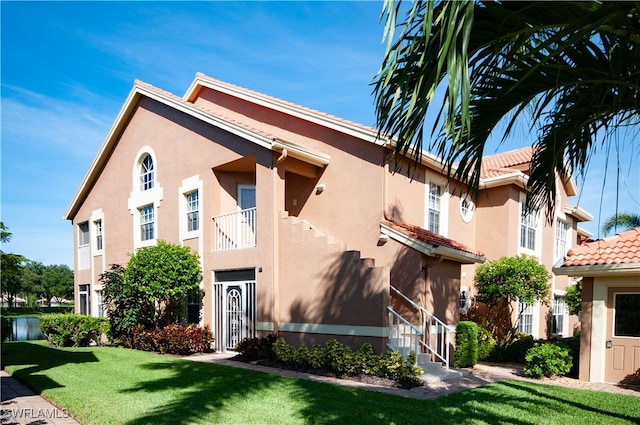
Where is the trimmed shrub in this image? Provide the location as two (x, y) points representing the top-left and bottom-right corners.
(234, 333), (278, 360)
(40, 314), (109, 347)
(477, 325), (496, 361)
(454, 321), (479, 368)
(524, 342), (573, 378)
(272, 337), (422, 385)
(132, 324), (214, 355)
(488, 332), (535, 363)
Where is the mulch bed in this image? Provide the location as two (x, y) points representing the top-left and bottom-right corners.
(229, 355), (424, 389)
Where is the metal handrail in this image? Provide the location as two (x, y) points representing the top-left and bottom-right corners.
(389, 285), (452, 368)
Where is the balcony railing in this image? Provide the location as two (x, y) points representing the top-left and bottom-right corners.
(213, 208), (256, 251)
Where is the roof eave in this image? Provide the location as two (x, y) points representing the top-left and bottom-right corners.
(380, 223), (484, 264)
(479, 173), (528, 190)
(186, 74), (384, 145)
(565, 205), (594, 223)
(553, 263), (640, 277)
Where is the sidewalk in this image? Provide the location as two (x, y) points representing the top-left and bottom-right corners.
(1, 371), (80, 425)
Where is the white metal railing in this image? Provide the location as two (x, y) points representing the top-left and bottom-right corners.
(213, 208), (256, 251)
(389, 285), (453, 368)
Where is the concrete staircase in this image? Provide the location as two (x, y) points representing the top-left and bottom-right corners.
(416, 353), (469, 383)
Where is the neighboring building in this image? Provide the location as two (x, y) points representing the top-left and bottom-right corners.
(64, 73), (590, 365)
(554, 227), (640, 384)
(460, 147), (593, 340)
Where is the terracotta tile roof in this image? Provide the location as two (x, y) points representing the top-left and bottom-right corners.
(560, 227), (640, 267)
(135, 79), (279, 141)
(480, 146), (533, 179)
(383, 220), (484, 258)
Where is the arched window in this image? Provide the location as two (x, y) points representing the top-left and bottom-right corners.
(140, 154), (154, 191)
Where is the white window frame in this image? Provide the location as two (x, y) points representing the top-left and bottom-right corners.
(179, 176), (203, 242)
(517, 300), (539, 337)
(139, 204), (155, 243)
(79, 284), (90, 316)
(555, 219), (569, 261)
(129, 147), (163, 248)
(186, 191), (199, 232)
(140, 154), (154, 191)
(518, 193), (541, 257)
(94, 219), (103, 252)
(425, 178), (449, 236)
(78, 222), (90, 270)
(460, 193), (475, 223)
(552, 296), (569, 337)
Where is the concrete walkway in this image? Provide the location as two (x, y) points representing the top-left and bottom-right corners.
(2, 355), (637, 425)
(1, 371), (80, 425)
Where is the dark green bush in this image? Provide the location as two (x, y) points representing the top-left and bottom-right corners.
(272, 337), (422, 385)
(524, 342), (573, 378)
(132, 324), (214, 355)
(234, 333), (278, 360)
(454, 321), (479, 368)
(488, 332), (535, 363)
(40, 314), (109, 347)
(477, 325), (496, 361)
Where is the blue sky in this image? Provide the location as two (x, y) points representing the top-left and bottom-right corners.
(2, 1), (638, 268)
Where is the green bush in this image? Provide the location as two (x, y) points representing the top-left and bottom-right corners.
(40, 314), (109, 347)
(272, 337), (422, 385)
(131, 324), (214, 355)
(477, 325), (496, 361)
(454, 321), (479, 368)
(524, 342), (573, 378)
(488, 332), (535, 363)
(234, 333), (278, 360)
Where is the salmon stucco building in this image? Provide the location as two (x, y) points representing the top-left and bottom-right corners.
(65, 73), (594, 373)
(555, 227), (640, 384)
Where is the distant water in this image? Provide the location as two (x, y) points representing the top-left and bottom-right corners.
(7, 317), (44, 341)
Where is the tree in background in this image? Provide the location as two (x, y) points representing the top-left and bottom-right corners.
(565, 282), (582, 316)
(473, 255), (550, 342)
(0, 222), (11, 243)
(0, 253), (26, 309)
(124, 240), (202, 328)
(21, 262), (74, 307)
(373, 1), (639, 219)
(602, 212), (640, 236)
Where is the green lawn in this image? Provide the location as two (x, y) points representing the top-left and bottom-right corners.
(2, 341), (639, 425)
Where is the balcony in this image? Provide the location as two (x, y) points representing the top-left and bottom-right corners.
(213, 208), (256, 251)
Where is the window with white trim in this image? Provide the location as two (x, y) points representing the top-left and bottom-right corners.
(79, 284), (90, 316)
(94, 219), (103, 251)
(186, 191), (199, 232)
(140, 154), (154, 191)
(552, 296), (568, 337)
(555, 219), (568, 261)
(140, 205), (154, 241)
(517, 301), (534, 335)
(78, 222), (90, 270)
(520, 209), (537, 251)
(460, 194), (475, 223)
(427, 182), (443, 234)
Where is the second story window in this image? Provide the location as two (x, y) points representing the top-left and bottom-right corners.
(78, 222), (90, 247)
(140, 154), (154, 191)
(555, 219), (568, 260)
(427, 182), (442, 234)
(94, 220), (103, 251)
(520, 210), (537, 251)
(186, 191), (199, 232)
(140, 205), (154, 241)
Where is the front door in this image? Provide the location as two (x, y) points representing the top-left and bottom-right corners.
(605, 288), (640, 383)
(212, 270), (256, 352)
